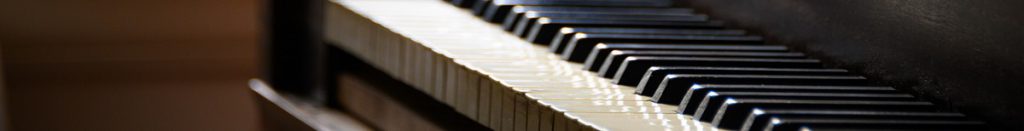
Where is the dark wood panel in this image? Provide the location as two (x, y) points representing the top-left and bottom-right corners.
(334, 52), (490, 131)
(263, 0), (326, 100)
(250, 79), (370, 131)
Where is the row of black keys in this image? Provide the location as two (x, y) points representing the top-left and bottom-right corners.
(445, 0), (986, 130)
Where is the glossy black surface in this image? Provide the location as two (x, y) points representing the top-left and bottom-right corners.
(649, 74), (869, 104)
(685, 1), (1024, 129)
(523, 18), (724, 44)
(267, 0), (325, 101)
(675, 84), (899, 115)
(742, 109), (967, 131)
(634, 67), (849, 96)
(582, 44), (788, 70)
(561, 34), (763, 62)
(449, 0), (476, 8)
(511, 13), (707, 38)
(596, 51), (805, 78)
(477, 0), (674, 22)
(504, 7), (695, 30)
(712, 99), (935, 129)
(691, 92), (915, 122)
(552, 28), (745, 53)
(766, 117), (985, 131)
(611, 57), (822, 86)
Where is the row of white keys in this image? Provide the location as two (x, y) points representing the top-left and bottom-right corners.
(327, 0), (719, 130)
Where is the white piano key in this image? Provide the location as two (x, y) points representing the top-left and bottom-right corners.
(326, 0), (722, 130)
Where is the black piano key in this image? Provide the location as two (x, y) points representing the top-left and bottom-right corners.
(692, 92), (917, 122)
(504, 7), (694, 31)
(561, 34), (764, 62)
(797, 127), (977, 131)
(450, 0), (478, 8)
(635, 67), (850, 96)
(593, 51), (803, 73)
(797, 126), (981, 131)
(594, 51), (805, 78)
(471, 0), (492, 16)
(445, 2), (988, 129)
(649, 74), (870, 104)
(552, 28), (745, 53)
(742, 109), (968, 131)
(675, 84), (898, 115)
(767, 117), (985, 131)
(584, 43), (790, 69)
(481, 2), (511, 21)
(524, 18), (725, 45)
(611, 57), (823, 86)
(357, 0), (992, 129)
(512, 13), (708, 38)
(711, 99), (936, 130)
(477, 0), (674, 22)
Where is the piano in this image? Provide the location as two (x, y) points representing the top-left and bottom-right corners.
(259, 0), (1024, 130)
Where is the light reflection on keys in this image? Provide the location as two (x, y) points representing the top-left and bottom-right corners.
(327, 0), (718, 130)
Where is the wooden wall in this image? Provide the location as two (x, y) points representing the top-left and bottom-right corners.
(2, 44), (8, 131)
(0, 0), (261, 130)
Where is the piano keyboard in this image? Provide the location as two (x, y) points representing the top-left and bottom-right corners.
(325, 0), (986, 130)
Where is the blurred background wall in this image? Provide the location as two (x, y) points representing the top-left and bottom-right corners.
(2, 44), (8, 130)
(0, 0), (261, 130)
